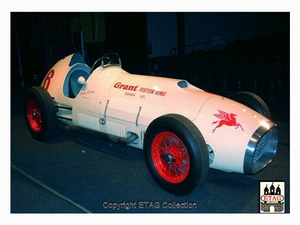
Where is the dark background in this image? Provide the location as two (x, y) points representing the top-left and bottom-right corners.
(11, 12), (290, 122)
(11, 12), (149, 88)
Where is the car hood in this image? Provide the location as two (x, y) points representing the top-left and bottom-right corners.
(104, 69), (215, 124)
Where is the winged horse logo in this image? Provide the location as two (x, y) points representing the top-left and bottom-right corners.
(212, 110), (244, 133)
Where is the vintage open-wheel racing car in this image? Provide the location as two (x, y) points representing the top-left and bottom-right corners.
(24, 53), (278, 195)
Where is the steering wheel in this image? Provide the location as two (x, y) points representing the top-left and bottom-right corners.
(101, 56), (112, 66)
(90, 56), (112, 74)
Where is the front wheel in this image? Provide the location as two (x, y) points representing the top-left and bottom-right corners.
(24, 86), (57, 140)
(144, 114), (209, 195)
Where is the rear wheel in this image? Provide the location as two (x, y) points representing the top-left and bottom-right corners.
(144, 114), (209, 195)
(24, 86), (57, 140)
(229, 91), (272, 119)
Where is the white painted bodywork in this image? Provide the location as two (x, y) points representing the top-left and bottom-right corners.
(41, 53), (277, 174)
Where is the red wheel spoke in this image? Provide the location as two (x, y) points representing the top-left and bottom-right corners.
(27, 99), (42, 132)
(152, 131), (190, 183)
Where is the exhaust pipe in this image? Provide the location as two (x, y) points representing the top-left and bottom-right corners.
(118, 133), (139, 145)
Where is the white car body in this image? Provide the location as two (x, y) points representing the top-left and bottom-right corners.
(24, 52), (278, 195)
(40, 53), (278, 175)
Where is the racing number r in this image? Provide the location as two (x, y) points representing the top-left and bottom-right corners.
(42, 70), (55, 90)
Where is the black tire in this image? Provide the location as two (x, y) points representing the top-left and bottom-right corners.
(24, 86), (57, 140)
(229, 91), (272, 119)
(144, 114), (209, 195)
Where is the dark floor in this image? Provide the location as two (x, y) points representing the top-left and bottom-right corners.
(10, 86), (290, 214)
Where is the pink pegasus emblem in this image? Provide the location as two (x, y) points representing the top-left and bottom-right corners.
(212, 110), (244, 133)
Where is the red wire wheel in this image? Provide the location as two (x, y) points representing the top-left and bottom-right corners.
(151, 131), (190, 183)
(24, 86), (57, 140)
(26, 99), (43, 132)
(144, 114), (209, 196)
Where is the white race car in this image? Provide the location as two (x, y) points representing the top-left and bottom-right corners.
(24, 53), (278, 195)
